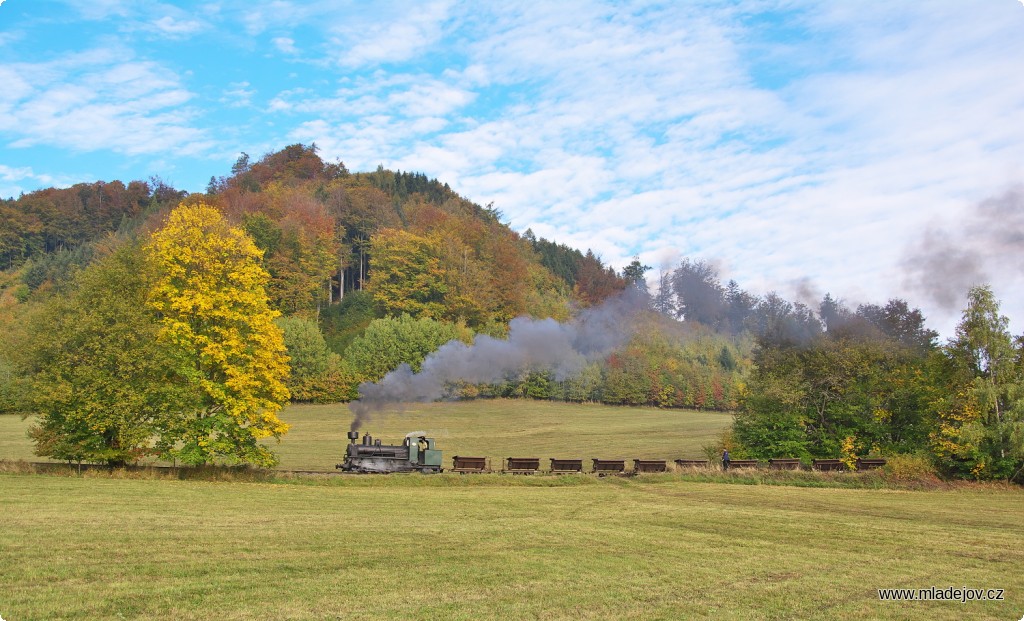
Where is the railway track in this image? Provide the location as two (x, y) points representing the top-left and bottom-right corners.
(7, 461), (348, 476)
(6, 460), (666, 476)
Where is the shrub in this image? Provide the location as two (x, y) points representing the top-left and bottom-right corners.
(881, 453), (941, 483)
(344, 314), (472, 382)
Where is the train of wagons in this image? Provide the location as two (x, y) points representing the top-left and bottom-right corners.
(337, 431), (887, 474)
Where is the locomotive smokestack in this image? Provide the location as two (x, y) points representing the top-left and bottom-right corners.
(347, 431), (359, 444)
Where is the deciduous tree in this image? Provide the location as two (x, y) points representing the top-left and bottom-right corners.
(937, 285), (1024, 479)
(366, 228), (450, 319)
(19, 243), (196, 465)
(147, 202), (290, 466)
(344, 314), (471, 382)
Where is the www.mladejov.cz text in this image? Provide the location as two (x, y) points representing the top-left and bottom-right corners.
(877, 587), (1005, 603)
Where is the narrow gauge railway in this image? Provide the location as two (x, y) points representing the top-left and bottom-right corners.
(336, 431), (886, 474)
(11, 431), (886, 476)
(12, 461), (345, 477)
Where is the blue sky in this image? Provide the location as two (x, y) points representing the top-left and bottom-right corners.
(2, 0), (1023, 334)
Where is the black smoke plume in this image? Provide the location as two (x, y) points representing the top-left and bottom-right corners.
(903, 185), (1024, 311)
(348, 287), (647, 431)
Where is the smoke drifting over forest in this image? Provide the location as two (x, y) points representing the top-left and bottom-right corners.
(903, 185), (1024, 311)
(349, 288), (647, 431)
(661, 185), (1024, 337)
(348, 186), (1024, 430)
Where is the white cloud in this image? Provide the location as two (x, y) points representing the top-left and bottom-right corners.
(387, 82), (476, 118)
(221, 81), (255, 107)
(396, 1), (1022, 331)
(270, 74), (471, 118)
(148, 14), (206, 38)
(273, 37), (298, 55)
(62, 0), (132, 20)
(236, 0), (306, 36)
(55, 0), (208, 38)
(0, 164), (81, 199)
(0, 29), (21, 47)
(331, 0), (454, 66)
(0, 48), (212, 156)
(0, 164), (48, 184)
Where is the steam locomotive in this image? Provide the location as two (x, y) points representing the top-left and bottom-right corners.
(337, 431), (443, 473)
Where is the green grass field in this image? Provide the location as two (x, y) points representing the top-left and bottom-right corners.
(0, 400), (734, 470)
(273, 400), (733, 470)
(1, 473), (1021, 620)
(2, 401), (1022, 620)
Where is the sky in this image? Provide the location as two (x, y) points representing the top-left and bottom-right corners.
(1, 0), (1023, 335)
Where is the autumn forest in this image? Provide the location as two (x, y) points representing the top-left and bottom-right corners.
(0, 144), (1020, 481)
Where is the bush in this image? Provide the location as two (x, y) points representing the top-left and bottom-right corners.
(344, 314), (472, 382)
(288, 360), (360, 403)
(277, 315), (333, 380)
(275, 316), (360, 403)
(881, 453), (941, 483)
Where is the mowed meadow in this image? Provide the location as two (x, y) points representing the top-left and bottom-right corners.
(277, 400), (734, 470)
(2, 400), (1022, 620)
(0, 400), (734, 470)
(1, 473), (1022, 621)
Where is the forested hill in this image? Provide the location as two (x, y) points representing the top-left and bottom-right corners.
(3, 144), (1021, 481)
(4, 143), (690, 409)
(0, 143), (623, 319)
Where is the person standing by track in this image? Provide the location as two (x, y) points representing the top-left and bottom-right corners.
(722, 449), (730, 471)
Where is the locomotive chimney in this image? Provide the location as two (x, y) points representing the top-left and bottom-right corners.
(347, 431), (359, 444)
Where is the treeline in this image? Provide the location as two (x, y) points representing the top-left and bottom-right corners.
(337, 310), (748, 410)
(635, 257), (1023, 481)
(729, 286), (1024, 481)
(1, 145), (753, 414)
(4, 143), (1019, 479)
(0, 144), (753, 468)
(524, 230), (627, 306)
(0, 178), (185, 277)
(207, 144), (572, 324)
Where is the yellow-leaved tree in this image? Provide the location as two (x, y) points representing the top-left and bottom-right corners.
(366, 228), (451, 319)
(147, 202), (290, 466)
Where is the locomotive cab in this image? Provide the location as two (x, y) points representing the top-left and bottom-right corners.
(405, 435), (442, 470)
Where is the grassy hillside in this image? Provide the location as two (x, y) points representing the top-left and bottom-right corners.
(276, 400), (733, 470)
(0, 400), (733, 470)
(1, 473), (1020, 620)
